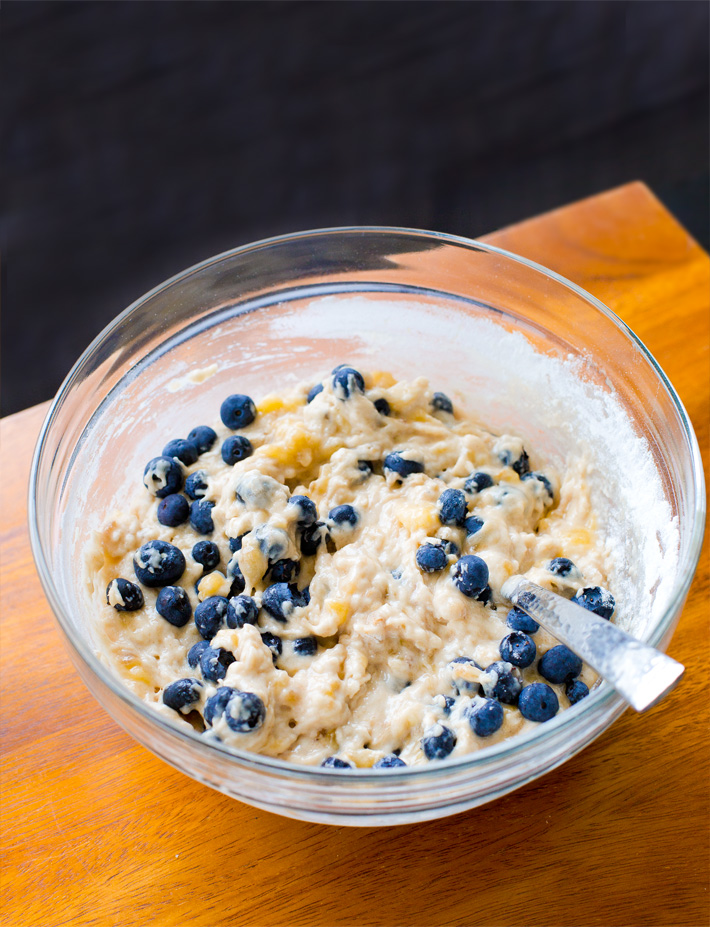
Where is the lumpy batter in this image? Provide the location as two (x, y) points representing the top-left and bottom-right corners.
(86, 367), (616, 768)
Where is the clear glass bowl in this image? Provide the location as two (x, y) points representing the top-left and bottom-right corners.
(29, 228), (705, 826)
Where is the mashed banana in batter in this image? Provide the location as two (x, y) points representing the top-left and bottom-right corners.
(87, 366), (615, 768)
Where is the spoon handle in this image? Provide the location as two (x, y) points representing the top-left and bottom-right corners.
(501, 576), (684, 712)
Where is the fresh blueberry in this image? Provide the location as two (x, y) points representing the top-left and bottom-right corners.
(269, 559), (300, 583)
(307, 383), (324, 403)
(538, 645), (583, 684)
(499, 631), (536, 668)
(374, 754), (407, 768)
(464, 515), (484, 537)
(226, 594), (259, 628)
(106, 578), (144, 612)
(155, 586), (192, 627)
(327, 504), (359, 529)
(200, 645), (236, 683)
(228, 532), (247, 553)
(518, 683), (559, 722)
(422, 725), (457, 760)
(133, 540), (186, 587)
(143, 456), (184, 498)
(451, 555), (489, 598)
(162, 678), (202, 713)
(416, 544), (448, 573)
(187, 425), (217, 454)
(192, 540), (220, 572)
(288, 495), (317, 528)
(332, 366), (365, 399)
(185, 469), (209, 499)
(297, 585), (311, 607)
(220, 394), (257, 430)
(383, 452), (425, 479)
(438, 488), (467, 527)
(321, 756), (352, 769)
(464, 471), (494, 494)
(439, 539), (459, 557)
(499, 448), (530, 476)
(521, 471), (554, 501)
(439, 695), (456, 716)
(162, 438), (199, 466)
(431, 392), (454, 414)
(157, 493), (190, 527)
(194, 595), (230, 640)
(466, 698), (504, 737)
(548, 557), (577, 577)
(506, 606), (540, 634)
(190, 499), (215, 534)
(374, 397), (391, 416)
(260, 631), (283, 662)
(223, 690), (266, 733)
(449, 656), (483, 694)
(187, 640), (210, 668)
(227, 558), (246, 596)
(300, 521), (325, 556)
(480, 661), (523, 704)
(566, 679), (590, 704)
(221, 435), (254, 466)
(255, 525), (290, 563)
(572, 586), (615, 620)
(261, 583), (300, 622)
(293, 636), (317, 656)
(204, 686), (235, 726)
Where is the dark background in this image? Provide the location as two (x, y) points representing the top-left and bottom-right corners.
(2, 0), (708, 416)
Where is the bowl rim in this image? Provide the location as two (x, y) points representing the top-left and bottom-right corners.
(28, 224), (707, 782)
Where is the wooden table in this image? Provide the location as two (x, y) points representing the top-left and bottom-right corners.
(2, 183), (708, 927)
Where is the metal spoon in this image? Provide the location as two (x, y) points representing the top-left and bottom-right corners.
(500, 575), (685, 712)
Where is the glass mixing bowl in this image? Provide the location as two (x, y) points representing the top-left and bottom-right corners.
(29, 228), (705, 826)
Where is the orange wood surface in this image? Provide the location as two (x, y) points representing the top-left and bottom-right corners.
(1, 182), (708, 927)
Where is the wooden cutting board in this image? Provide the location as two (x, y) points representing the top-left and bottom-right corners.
(2, 182), (708, 927)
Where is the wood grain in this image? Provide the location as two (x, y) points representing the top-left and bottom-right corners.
(1, 182), (708, 927)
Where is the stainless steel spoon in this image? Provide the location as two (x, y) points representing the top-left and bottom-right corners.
(500, 575), (685, 712)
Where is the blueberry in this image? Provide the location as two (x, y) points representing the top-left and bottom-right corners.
(162, 438), (199, 466)
(438, 488), (467, 527)
(548, 557), (577, 577)
(374, 397), (391, 416)
(297, 585), (311, 607)
(300, 521), (325, 556)
(431, 391), (454, 414)
(221, 435), (254, 466)
(307, 383), (324, 403)
(476, 585), (494, 607)
(327, 504), (359, 529)
(228, 532), (247, 552)
(192, 540), (220, 572)
(187, 640), (210, 668)
(321, 756), (352, 769)
(255, 524), (290, 562)
(416, 544), (448, 573)
(200, 645), (236, 683)
(157, 494), (190, 527)
(187, 425), (217, 454)
(422, 725), (457, 760)
(194, 595), (230, 640)
(260, 631), (283, 662)
(133, 540), (186, 587)
(499, 448), (530, 477)
(518, 683), (559, 722)
(261, 583), (300, 622)
(227, 559), (246, 596)
(155, 586), (192, 627)
(220, 394), (257, 430)
(481, 661), (523, 704)
(143, 456), (184, 498)
(269, 559), (300, 584)
(439, 539), (459, 557)
(106, 578), (144, 612)
(464, 515), (484, 537)
(223, 690), (266, 733)
(226, 594), (259, 628)
(374, 754), (407, 768)
(521, 471), (554, 501)
(190, 499), (215, 534)
(451, 555), (489, 598)
(383, 452), (425, 479)
(204, 686), (235, 726)
(566, 679), (590, 704)
(288, 495), (317, 528)
(572, 586), (615, 620)
(293, 636), (317, 656)
(449, 656), (482, 694)
(499, 631), (536, 668)
(464, 471), (494, 494)
(162, 678), (202, 713)
(439, 695), (456, 716)
(332, 366), (365, 399)
(506, 606), (540, 634)
(185, 469), (209, 499)
(466, 698), (504, 737)
(538, 645), (583, 684)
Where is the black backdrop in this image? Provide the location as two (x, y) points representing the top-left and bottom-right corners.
(2, 0), (708, 415)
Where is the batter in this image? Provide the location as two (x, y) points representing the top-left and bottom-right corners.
(86, 366), (616, 768)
